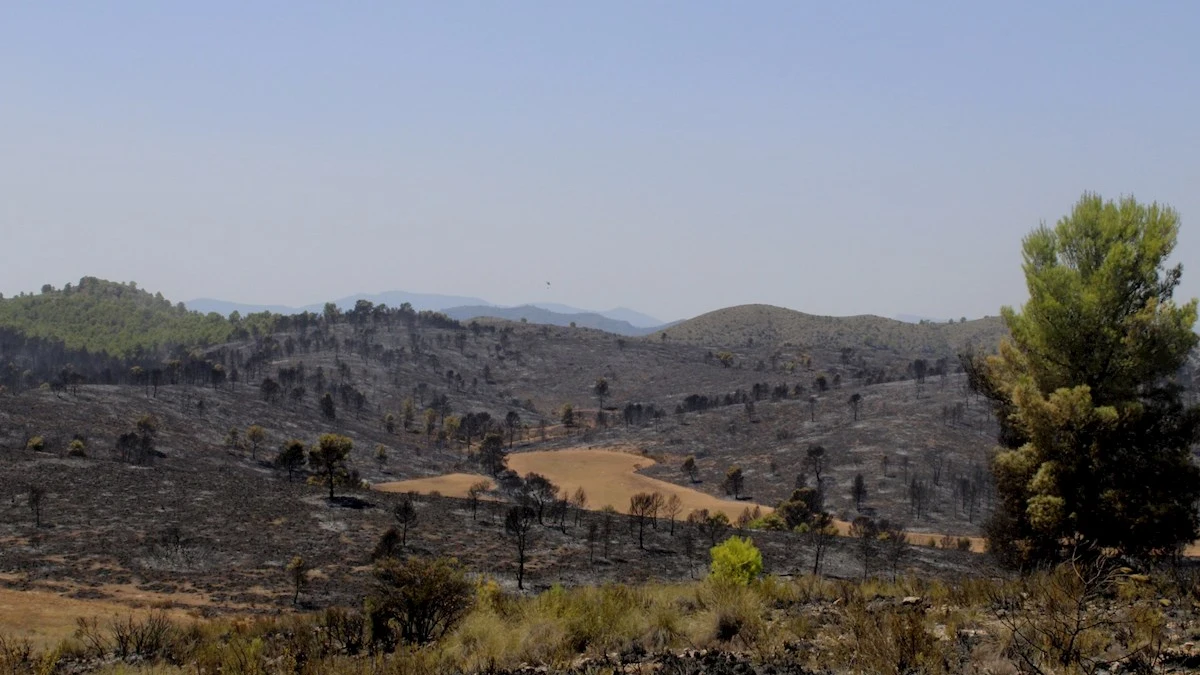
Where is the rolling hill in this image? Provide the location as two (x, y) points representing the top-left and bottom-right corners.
(656, 304), (1007, 357)
(442, 304), (662, 336)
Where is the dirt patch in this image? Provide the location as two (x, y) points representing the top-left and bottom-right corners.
(509, 446), (768, 520)
(375, 473), (495, 497)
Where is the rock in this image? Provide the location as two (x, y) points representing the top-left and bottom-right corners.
(901, 596), (922, 606)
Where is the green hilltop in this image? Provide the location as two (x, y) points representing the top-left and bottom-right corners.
(0, 277), (268, 358)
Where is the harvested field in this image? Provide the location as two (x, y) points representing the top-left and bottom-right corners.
(375, 473), (494, 497)
(377, 446), (770, 521)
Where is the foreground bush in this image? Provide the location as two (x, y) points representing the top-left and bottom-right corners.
(709, 536), (763, 585)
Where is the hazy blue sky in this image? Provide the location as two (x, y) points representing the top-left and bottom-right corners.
(3, 2), (1198, 322)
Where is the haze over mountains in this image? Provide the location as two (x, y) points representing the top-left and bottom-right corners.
(185, 291), (671, 336)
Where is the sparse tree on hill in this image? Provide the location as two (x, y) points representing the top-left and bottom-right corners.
(693, 509), (730, 547)
(309, 433), (353, 500)
(560, 403), (575, 429)
(276, 439), (306, 480)
(879, 520), (909, 582)
(976, 193), (1200, 567)
(599, 505), (617, 558)
(852, 473), (867, 511)
(423, 408), (438, 438)
(808, 395), (817, 422)
(850, 516), (878, 580)
(571, 487), (587, 526)
(260, 377), (279, 403)
(805, 445), (826, 486)
(805, 512), (838, 576)
(320, 393), (336, 422)
(681, 455), (698, 483)
(522, 473), (558, 524)
(246, 424), (266, 460)
(28, 484), (45, 527)
(477, 432), (507, 476)
(467, 480), (489, 520)
(586, 521), (599, 563)
(663, 494), (683, 535)
(394, 495), (418, 547)
(505, 411), (520, 449)
(722, 466), (745, 499)
(848, 392), (863, 421)
(384, 413), (396, 434)
(504, 505), (536, 590)
(629, 492), (657, 549)
(593, 377), (609, 410)
(401, 398), (415, 431)
(286, 556), (309, 605)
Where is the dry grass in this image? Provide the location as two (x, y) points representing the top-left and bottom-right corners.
(0, 586), (198, 649)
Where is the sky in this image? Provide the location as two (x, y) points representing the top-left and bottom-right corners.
(2, 2), (1198, 323)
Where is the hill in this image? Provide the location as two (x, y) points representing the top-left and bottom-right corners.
(0, 278), (265, 358)
(442, 304), (660, 336)
(657, 304), (1007, 358)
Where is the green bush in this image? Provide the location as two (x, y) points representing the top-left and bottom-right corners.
(709, 536), (763, 585)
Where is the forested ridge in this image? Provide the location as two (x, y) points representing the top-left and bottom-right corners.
(0, 277), (250, 357)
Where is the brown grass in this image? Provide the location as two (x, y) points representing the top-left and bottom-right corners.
(375, 473), (495, 497)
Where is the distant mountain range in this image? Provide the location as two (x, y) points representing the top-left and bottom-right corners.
(184, 292), (669, 336)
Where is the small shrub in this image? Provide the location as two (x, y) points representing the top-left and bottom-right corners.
(25, 436), (44, 452)
(710, 536), (763, 585)
(67, 439), (87, 457)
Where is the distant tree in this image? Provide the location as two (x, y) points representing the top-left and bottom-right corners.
(477, 433), (507, 476)
(320, 393), (336, 422)
(309, 433), (353, 500)
(504, 411), (521, 449)
(716, 351), (734, 368)
(276, 439), (307, 480)
(210, 364), (226, 390)
(423, 408), (438, 437)
(401, 398), (416, 430)
(663, 494), (683, 535)
(599, 505), (617, 558)
(722, 466), (745, 499)
(560, 403), (575, 429)
(504, 505), (536, 590)
(286, 556), (309, 605)
(25, 436), (44, 452)
(27, 484), (46, 527)
(586, 521), (600, 563)
(467, 480), (490, 520)
(681, 455), (699, 483)
(804, 513), (838, 576)
(628, 492), (658, 549)
(693, 510), (730, 547)
(522, 473), (559, 525)
(878, 520), (909, 582)
(814, 375), (828, 392)
(852, 473), (867, 511)
(804, 445), (826, 486)
(571, 487), (588, 526)
(808, 395), (817, 422)
(246, 424), (266, 460)
(375, 443), (388, 467)
(593, 378), (610, 410)
(384, 413), (396, 434)
(394, 495), (418, 547)
(848, 392), (863, 421)
(67, 438), (86, 458)
(850, 516), (878, 580)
